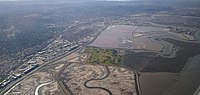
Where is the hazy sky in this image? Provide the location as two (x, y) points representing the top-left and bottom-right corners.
(0, 0), (133, 1)
(1, 0), (189, 1)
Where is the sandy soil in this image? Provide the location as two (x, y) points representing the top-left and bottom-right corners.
(61, 63), (137, 95)
(6, 63), (66, 95)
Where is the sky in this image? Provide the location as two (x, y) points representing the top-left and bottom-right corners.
(0, 0), (194, 1)
(0, 0), (133, 1)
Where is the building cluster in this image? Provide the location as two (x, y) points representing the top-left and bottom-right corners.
(0, 63), (39, 88)
(0, 18), (106, 88)
(0, 37), (80, 88)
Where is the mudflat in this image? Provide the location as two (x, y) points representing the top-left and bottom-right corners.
(139, 72), (177, 95)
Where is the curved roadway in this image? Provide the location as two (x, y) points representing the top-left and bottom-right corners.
(35, 81), (53, 95)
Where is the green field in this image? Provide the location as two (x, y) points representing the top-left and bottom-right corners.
(85, 47), (123, 65)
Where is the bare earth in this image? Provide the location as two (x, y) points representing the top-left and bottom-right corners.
(61, 63), (137, 95)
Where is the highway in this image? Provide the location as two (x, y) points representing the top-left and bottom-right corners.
(0, 46), (82, 95)
(1, 34), (142, 95)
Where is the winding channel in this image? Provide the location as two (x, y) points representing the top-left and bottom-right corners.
(84, 66), (112, 95)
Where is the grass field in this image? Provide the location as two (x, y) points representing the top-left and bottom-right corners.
(85, 47), (122, 65)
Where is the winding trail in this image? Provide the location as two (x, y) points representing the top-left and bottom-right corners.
(84, 66), (112, 95)
(35, 81), (53, 95)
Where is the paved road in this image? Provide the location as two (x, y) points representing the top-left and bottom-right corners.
(3, 82), (21, 95)
(84, 66), (112, 95)
(1, 46), (82, 95)
(35, 81), (53, 95)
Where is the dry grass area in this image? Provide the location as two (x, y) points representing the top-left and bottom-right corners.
(6, 72), (53, 95)
(67, 53), (88, 63)
(6, 64), (65, 95)
(61, 63), (137, 95)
